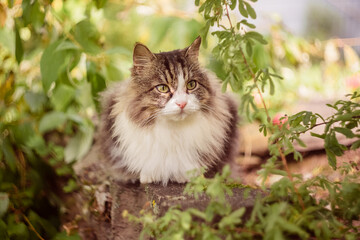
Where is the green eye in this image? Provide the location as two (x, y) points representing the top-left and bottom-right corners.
(156, 84), (170, 93)
(187, 80), (197, 90)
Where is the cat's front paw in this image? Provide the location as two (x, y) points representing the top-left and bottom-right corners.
(140, 174), (153, 184)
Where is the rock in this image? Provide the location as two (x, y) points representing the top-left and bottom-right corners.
(66, 175), (263, 239)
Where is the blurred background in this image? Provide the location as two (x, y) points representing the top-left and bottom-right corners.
(0, 0), (360, 238)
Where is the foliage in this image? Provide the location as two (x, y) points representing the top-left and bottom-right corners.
(0, 0), (204, 238)
(125, 0), (360, 239)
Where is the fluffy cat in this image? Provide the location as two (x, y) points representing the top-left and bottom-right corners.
(98, 36), (238, 185)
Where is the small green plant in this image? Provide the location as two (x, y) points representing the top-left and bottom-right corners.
(125, 0), (360, 239)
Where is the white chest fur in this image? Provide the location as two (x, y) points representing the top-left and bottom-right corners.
(110, 111), (227, 184)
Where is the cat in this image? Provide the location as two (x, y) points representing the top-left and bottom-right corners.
(97, 36), (238, 185)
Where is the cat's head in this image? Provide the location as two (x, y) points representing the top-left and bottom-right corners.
(128, 37), (215, 126)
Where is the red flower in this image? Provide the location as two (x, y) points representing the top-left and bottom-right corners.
(345, 73), (360, 89)
(272, 113), (288, 127)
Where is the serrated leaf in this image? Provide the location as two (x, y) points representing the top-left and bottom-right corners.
(334, 127), (355, 138)
(303, 111), (312, 125)
(277, 217), (309, 239)
(326, 149), (337, 170)
(295, 137), (306, 148)
(350, 140), (360, 150)
(180, 212), (192, 230)
(39, 111), (67, 133)
(244, 1), (256, 19)
(218, 207), (245, 229)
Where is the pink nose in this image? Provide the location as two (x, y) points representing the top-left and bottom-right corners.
(176, 101), (187, 109)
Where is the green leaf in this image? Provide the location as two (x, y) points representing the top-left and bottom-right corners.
(230, 0), (237, 10)
(246, 41), (252, 56)
(1, 139), (16, 172)
(277, 217), (309, 239)
(245, 31), (267, 44)
(218, 207), (245, 229)
(326, 149), (337, 170)
(24, 91), (47, 113)
(180, 212), (192, 230)
(0, 220), (8, 240)
(64, 126), (94, 163)
(63, 179), (79, 193)
(303, 111), (312, 125)
(14, 23), (23, 63)
(310, 132), (325, 139)
(350, 140), (360, 150)
(94, 0), (108, 9)
(295, 137), (306, 148)
(7, 223), (29, 239)
(25, 134), (47, 156)
(334, 127), (355, 138)
(39, 111), (67, 133)
(195, 0), (200, 6)
(0, 193), (9, 218)
(238, 1), (248, 18)
(239, 19), (256, 29)
(50, 84), (76, 111)
(21, 0), (45, 30)
(72, 19), (101, 54)
(87, 61), (106, 102)
(269, 78), (275, 95)
(52, 232), (82, 240)
(55, 41), (79, 52)
(244, 1), (256, 19)
(40, 40), (75, 92)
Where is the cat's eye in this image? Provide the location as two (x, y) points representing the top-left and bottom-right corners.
(186, 80), (197, 90)
(156, 84), (170, 93)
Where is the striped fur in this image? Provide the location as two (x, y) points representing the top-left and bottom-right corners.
(98, 37), (239, 185)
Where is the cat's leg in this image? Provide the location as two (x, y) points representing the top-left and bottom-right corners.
(139, 172), (153, 184)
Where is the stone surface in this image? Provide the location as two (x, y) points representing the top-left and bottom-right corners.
(67, 174), (263, 239)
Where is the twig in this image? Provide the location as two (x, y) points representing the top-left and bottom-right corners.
(223, 0), (305, 210)
(277, 144), (305, 210)
(224, 2), (233, 30)
(22, 214), (45, 240)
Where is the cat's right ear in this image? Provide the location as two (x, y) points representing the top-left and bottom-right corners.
(133, 43), (156, 66)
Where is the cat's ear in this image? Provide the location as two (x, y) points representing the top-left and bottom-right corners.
(185, 36), (201, 62)
(133, 43), (156, 66)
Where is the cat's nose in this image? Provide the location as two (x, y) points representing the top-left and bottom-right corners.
(176, 101), (187, 109)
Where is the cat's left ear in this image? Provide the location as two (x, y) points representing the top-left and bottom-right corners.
(133, 43), (156, 66)
(185, 36), (201, 62)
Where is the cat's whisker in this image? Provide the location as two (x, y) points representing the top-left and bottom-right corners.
(141, 111), (162, 127)
(200, 104), (218, 115)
